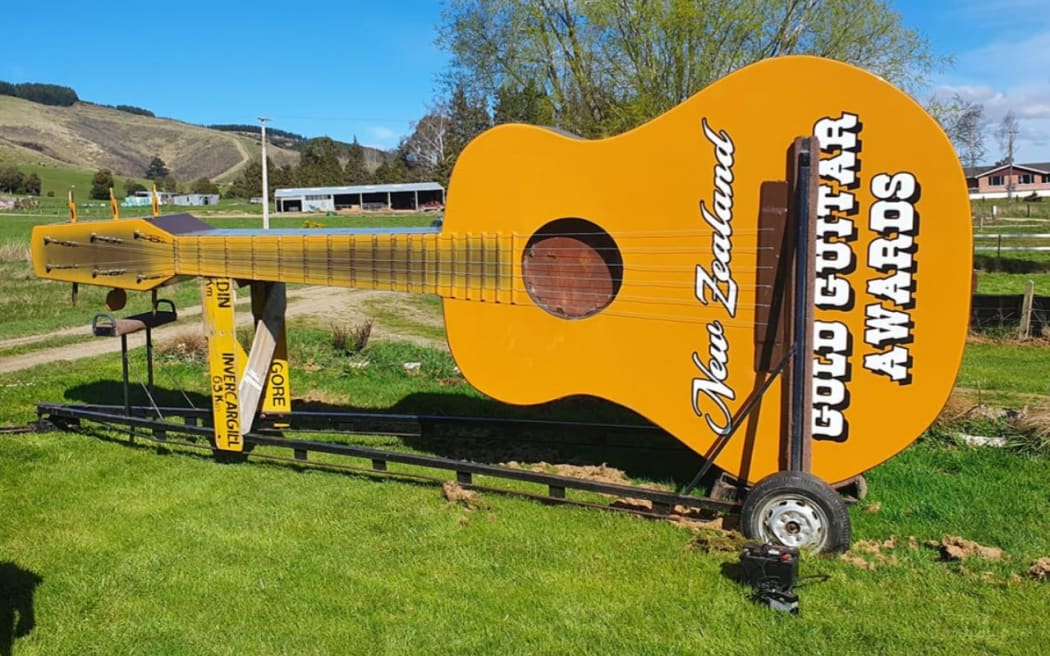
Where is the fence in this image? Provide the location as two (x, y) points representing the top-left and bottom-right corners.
(971, 293), (1050, 335)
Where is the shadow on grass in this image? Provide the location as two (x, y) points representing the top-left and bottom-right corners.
(0, 563), (42, 656)
(57, 379), (718, 489)
(292, 391), (710, 487)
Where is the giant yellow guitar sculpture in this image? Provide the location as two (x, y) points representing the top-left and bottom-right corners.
(31, 57), (971, 492)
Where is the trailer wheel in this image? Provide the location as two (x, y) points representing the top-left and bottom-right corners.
(741, 471), (851, 553)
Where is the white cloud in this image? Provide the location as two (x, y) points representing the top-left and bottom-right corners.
(929, 16), (1050, 162)
(930, 82), (1050, 162)
(366, 126), (399, 149)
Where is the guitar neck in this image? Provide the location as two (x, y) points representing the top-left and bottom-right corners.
(31, 217), (516, 301)
(175, 229), (513, 301)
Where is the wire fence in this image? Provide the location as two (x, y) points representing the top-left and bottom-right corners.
(971, 294), (1050, 335)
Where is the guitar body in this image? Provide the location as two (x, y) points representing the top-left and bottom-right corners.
(442, 56), (971, 485)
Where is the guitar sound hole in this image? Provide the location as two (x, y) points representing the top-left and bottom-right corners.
(522, 218), (623, 319)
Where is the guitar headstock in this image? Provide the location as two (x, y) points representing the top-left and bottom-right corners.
(31, 217), (177, 291)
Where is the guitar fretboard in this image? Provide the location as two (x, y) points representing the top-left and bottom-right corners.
(175, 229), (513, 302)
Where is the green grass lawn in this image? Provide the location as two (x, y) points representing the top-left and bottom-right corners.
(1, 330), (1047, 655)
(1, 429), (1045, 655)
(975, 272), (1050, 294)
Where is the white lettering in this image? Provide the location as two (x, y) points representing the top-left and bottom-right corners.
(863, 346), (911, 382)
(814, 112), (859, 152)
(866, 271), (913, 307)
(864, 304), (911, 348)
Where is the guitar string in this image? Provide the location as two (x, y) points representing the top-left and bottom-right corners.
(49, 245), (786, 301)
(36, 242), (809, 308)
(39, 237), (797, 281)
(35, 228), (833, 322)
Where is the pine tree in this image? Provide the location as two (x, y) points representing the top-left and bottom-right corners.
(90, 169), (115, 200)
(145, 156), (169, 180)
(438, 83), (491, 185)
(343, 137), (369, 184)
(297, 137), (343, 186)
(23, 172), (42, 195)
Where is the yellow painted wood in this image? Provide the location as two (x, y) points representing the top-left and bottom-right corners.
(201, 277), (246, 451)
(443, 56), (970, 484)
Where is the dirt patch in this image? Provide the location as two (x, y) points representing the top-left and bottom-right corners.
(502, 461), (675, 492)
(926, 535), (1004, 562)
(936, 395), (1010, 424)
(503, 461), (631, 487)
(687, 526), (747, 553)
(1027, 557), (1050, 581)
(442, 481), (481, 510)
(840, 536), (902, 570)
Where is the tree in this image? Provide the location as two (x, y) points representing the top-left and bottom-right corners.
(401, 105), (451, 182)
(297, 137), (343, 186)
(438, 0), (943, 138)
(271, 163), (295, 192)
(145, 155), (169, 180)
(0, 166), (25, 193)
(931, 93), (986, 169)
(950, 98), (986, 170)
(372, 152), (410, 184)
(343, 137), (370, 184)
(125, 180), (147, 196)
(447, 83), (491, 155)
(996, 111), (1020, 199)
(157, 174), (179, 193)
(10, 82), (78, 106)
(90, 169), (115, 200)
(227, 157), (280, 198)
(494, 80), (555, 125)
(23, 172), (41, 196)
(190, 177), (219, 195)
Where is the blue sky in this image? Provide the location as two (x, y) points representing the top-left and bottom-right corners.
(1, 1), (1047, 164)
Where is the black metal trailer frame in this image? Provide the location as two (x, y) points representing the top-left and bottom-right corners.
(35, 402), (741, 520)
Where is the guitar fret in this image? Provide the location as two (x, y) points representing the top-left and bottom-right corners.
(421, 236), (428, 293)
(172, 228), (507, 302)
(450, 234), (457, 298)
(277, 235), (282, 283)
(373, 234), (382, 287)
(392, 234), (396, 290)
(480, 234), (486, 300)
(492, 234), (499, 302)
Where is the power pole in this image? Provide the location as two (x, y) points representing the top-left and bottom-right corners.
(997, 111), (1020, 201)
(259, 116), (271, 229)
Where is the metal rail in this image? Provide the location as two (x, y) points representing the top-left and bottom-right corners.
(35, 402), (740, 518)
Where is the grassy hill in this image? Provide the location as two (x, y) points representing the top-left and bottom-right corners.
(0, 95), (301, 183)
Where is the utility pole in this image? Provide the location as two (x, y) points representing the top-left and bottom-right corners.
(259, 116), (271, 229)
(997, 111), (1020, 201)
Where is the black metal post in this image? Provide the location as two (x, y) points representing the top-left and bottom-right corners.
(121, 334), (130, 417)
(145, 325), (155, 390)
(789, 142), (813, 472)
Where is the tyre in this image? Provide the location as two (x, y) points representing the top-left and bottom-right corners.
(740, 471), (851, 553)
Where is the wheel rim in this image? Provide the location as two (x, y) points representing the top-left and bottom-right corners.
(758, 494), (829, 550)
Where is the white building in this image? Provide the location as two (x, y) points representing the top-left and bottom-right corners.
(121, 191), (219, 207)
(172, 193), (220, 206)
(274, 182), (445, 213)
